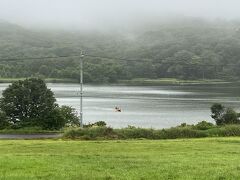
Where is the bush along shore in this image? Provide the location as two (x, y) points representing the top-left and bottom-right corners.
(64, 103), (240, 140)
(63, 122), (240, 140)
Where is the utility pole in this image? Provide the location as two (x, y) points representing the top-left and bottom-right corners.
(79, 51), (84, 128)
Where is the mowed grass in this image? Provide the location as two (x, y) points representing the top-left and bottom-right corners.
(0, 138), (240, 179)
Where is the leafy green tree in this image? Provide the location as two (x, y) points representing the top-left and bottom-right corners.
(211, 103), (240, 125)
(211, 103), (226, 125)
(0, 111), (10, 129)
(59, 106), (79, 127)
(0, 78), (60, 129)
(41, 108), (65, 130)
(222, 108), (239, 124)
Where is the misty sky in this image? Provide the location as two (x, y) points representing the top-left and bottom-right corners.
(0, 0), (240, 29)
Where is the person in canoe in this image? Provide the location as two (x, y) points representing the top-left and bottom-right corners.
(115, 106), (122, 112)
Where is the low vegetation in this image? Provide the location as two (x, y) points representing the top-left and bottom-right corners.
(63, 123), (240, 140)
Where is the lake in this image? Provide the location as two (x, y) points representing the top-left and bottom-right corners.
(0, 83), (240, 128)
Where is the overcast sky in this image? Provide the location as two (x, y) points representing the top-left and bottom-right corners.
(0, 0), (240, 29)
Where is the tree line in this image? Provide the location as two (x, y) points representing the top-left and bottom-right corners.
(1, 18), (240, 83)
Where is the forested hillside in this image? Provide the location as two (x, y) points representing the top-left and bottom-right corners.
(0, 18), (240, 83)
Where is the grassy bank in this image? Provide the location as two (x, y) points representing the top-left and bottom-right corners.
(64, 124), (240, 140)
(0, 138), (240, 179)
(119, 78), (233, 85)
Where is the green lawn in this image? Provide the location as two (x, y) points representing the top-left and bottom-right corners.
(0, 138), (240, 179)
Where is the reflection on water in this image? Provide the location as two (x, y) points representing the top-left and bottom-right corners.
(0, 83), (240, 128)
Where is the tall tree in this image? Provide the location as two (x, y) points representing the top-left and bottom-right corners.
(0, 78), (57, 128)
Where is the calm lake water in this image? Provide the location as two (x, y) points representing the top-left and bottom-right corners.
(0, 83), (240, 128)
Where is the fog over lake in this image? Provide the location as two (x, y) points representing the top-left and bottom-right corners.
(1, 83), (239, 128)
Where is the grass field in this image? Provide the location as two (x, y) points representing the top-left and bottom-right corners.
(0, 138), (240, 179)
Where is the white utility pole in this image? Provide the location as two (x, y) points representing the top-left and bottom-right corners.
(79, 51), (84, 128)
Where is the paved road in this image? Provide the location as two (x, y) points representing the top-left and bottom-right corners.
(0, 134), (62, 139)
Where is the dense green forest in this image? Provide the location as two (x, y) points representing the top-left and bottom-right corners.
(0, 18), (240, 83)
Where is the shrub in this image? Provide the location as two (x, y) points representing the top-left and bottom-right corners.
(95, 121), (107, 127)
(207, 125), (240, 137)
(116, 128), (155, 139)
(162, 127), (207, 139)
(63, 122), (240, 140)
(178, 123), (188, 127)
(0, 111), (10, 130)
(64, 126), (208, 140)
(84, 121), (107, 128)
(194, 121), (215, 130)
(64, 126), (117, 139)
(59, 106), (79, 127)
(41, 108), (66, 130)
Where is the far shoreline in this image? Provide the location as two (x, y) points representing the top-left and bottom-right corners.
(0, 77), (238, 86)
